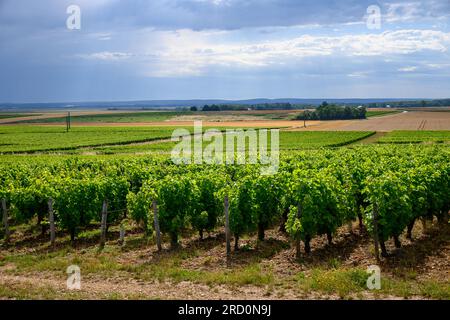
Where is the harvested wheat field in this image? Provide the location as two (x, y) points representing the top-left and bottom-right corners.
(292, 111), (450, 131)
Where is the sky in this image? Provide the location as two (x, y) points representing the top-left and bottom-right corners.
(0, 0), (449, 102)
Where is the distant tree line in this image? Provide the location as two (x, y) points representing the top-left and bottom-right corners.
(364, 99), (450, 108)
(252, 103), (295, 110)
(296, 102), (367, 120)
(198, 102), (298, 112)
(201, 104), (247, 111)
(187, 98), (450, 113)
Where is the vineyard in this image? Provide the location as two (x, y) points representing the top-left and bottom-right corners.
(2, 0), (450, 303)
(1, 145), (448, 260)
(378, 131), (450, 144)
(0, 126), (192, 153)
(89, 131), (374, 154)
(0, 126), (373, 154)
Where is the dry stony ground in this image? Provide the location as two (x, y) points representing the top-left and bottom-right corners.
(0, 219), (448, 300)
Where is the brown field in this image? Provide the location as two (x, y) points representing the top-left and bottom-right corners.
(398, 107), (450, 112)
(289, 111), (450, 131)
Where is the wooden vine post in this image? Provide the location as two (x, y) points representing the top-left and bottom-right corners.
(152, 200), (162, 252)
(2, 198), (9, 243)
(100, 200), (108, 247)
(119, 223), (125, 246)
(48, 198), (56, 247)
(224, 195), (231, 258)
(66, 111), (71, 132)
(295, 205), (302, 259)
(373, 202), (380, 262)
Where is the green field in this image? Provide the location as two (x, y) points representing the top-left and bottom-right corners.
(279, 131), (374, 149)
(0, 126), (194, 153)
(0, 125), (284, 154)
(69, 130), (374, 154)
(366, 110), (401, 117)
(0, 113), (40, 120)
(378, 130), (450, 144)
(0, 126), (374, 154)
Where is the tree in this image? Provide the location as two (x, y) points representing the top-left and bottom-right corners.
(421, 100), (426, 108)
(296, 104), (367, 121)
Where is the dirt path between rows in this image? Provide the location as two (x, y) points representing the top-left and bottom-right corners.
(0, 269), (413, 300)
(0, 270), (335, 300)
(350, 132), (387, 145)
(1, 220), (448, 300)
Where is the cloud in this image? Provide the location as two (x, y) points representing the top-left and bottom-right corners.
(78, 51), (133, 61)
(385, 1), (450, 23)
(2, 0), (449, 32)
(130, 29), (450, 77)
(1, 0), (450, 101)
(426, 63), (450, 69)
(398, 66), (418, 72)
(88, 33), (113, 41)
(348, 71), (371, 78)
